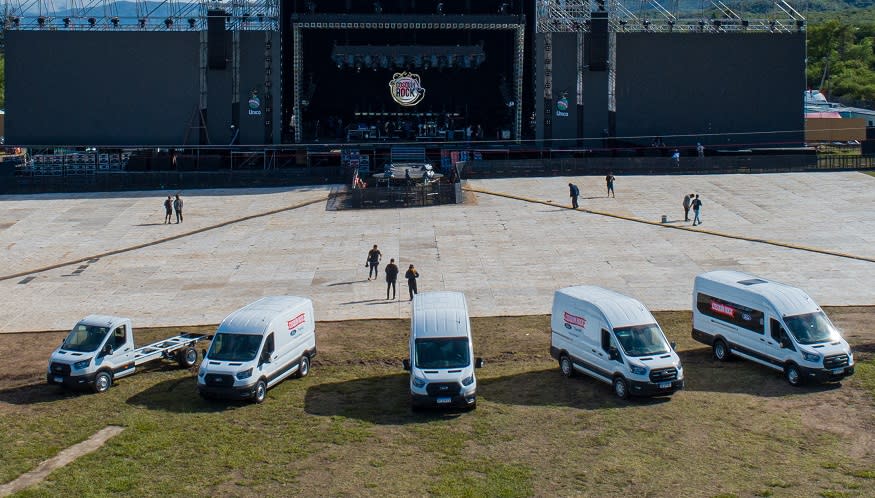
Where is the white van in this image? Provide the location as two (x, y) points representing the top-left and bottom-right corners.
(692, 270), (854, 386)
(197, 296), (317, 403)
(403, 291), (483, 410)
(550, 286), (684, 399)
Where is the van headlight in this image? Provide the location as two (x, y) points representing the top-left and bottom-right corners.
(73, 358), (92, 370)
(629, 364), (648, 376)
(802, 352), (821, 363)
(236, 368), (253, 380)
(462, 375), (474, 386)
(412, 376), (427, 388)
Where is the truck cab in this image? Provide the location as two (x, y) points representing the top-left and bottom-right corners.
(48, 315), (136, 393)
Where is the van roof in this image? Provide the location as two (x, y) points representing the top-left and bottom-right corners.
(78, 315), (127, 329)
(556, 286), (655, 328)
(696, 270), (819, 316)
(219, 296), (311, 335)
(411, 291), (470, 339)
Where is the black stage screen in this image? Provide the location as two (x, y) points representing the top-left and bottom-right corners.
(298, 28), (516, 141)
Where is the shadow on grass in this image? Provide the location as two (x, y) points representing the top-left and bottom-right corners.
(678, 348), (844, 397)
(0, 382), (85, 405)
(480, 368), (668, 408)
(126, 376), (242, 413)
(304, 373), (467, 424)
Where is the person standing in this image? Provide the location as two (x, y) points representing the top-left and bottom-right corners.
(163, 196), (173, 224)
(683, 193), (693, 222)
(366, 244), (382, 280)
(696, 142), (704, 158)
(671, 149), (680, 167)
(173, 194), (183, 224)
(568, 182), (580, 209)
(405, 264), (419, 300)
(691, 194), (703, 226)
(605, 172), (615, 198)
(384, 258), (399, 300)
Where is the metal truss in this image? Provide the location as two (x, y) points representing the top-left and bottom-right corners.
(535, 0), (806, 33)
(2, 0), (278, 31)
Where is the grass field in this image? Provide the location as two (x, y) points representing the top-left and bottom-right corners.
(1, 310), (874, 497)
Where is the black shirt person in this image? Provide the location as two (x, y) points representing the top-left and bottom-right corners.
(385, 259), (399, 300)
(405, 264), (419, 300)
(366, 245), (382, 280)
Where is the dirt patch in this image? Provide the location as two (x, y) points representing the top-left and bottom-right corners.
(0, 425), (124, 497)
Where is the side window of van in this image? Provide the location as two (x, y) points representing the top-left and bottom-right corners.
(696, 293), (765, 334)
(264, 334), (275, 356)
(601, 329), (612, 352)
(770, 319), (795, 350)
(113, 325), (127, 349)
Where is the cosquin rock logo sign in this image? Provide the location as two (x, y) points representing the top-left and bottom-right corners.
(389, 72), (425, 107)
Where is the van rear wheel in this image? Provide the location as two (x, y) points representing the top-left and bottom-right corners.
(559, 354), (574, 378)
(296, 355), (310, 378)
(713, 339), (731, 362)
(612, 377), (629, 400)
(177, 347), (198, 368)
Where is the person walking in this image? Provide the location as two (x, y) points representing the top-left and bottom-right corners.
(568, 182), (580, 209)
(683, 193), (693, 222)
(366, 244), (382, 280)
(405, 264), (419, 300)
(605, 172), (615, 198)
(384, 258), (399, 300)
(163, 196), (173, 224)
(173, 194), (184, 224)
(691, 194), (703, 226)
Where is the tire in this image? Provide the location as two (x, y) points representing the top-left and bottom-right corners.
(93, 371), (112, 393)
(559, 354), (574, 378)
(252, 379), (267, 404)
(785, 364), (803, 387)
(177, 347), (198, 369)
(713, 339), (731, 362)
(612, 376), (629, 400)
(198, 390), (213, 401)
(296, 355), (310, 378)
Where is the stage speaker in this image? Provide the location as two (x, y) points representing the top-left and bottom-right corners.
(587, 12), (608, 72)
(866, 126), (875, 140)
(862, 140), (875, 155)
(207, 9), (227, 70)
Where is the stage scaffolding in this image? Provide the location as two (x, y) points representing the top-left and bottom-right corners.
(3, 0), (279, 31)
(534, 0), (805, 34)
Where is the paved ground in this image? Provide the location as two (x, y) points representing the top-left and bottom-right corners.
(0, 171), (873, 333)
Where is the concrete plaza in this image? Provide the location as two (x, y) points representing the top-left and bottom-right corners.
(0, 171), (873, 333)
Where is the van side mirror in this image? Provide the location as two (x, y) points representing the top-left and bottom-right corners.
(101, 344), (114, 357)
(475, 357), (484, 369)
(609, 347), (620, 362)
(780, 339), (791, 349)
(260, 351), (271, 364)
(402, 359), (410, 371)
(201, 349), (208, 359)
(670, 342), (677, 351)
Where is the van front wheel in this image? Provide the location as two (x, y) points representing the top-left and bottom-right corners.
(253, 380), (267, 404)
(785, 364), (803, 387)
(612, 377), (629, 400)
(559, 355), (574, 378)
(178, 347), (198, 368)
(713, 339), (731, 362)
(93, 371), (112, 393)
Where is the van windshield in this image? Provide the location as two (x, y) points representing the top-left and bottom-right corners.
(207, 333), (263, 362)
(415, 338), (470, 369)
(613, 324), (670, 357)
(784, 311), (840, 345)
(62, 324), (110, 353)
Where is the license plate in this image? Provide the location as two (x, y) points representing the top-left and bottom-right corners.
(658, 382), (671, 389)
(832, 368), (844, 375)
(436, 397), (452, 404)
(53, 376), (63, 383)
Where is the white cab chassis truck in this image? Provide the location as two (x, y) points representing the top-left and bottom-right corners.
(403, 291), (483, 410)
(197, 296), (317, 403)
(692, 270), (854, 386)
(48, 315), (210, 393)
(550, 285), (684, 399)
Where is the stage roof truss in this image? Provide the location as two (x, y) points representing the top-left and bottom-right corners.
(3, 0), (278, 30)
(534, 0), (805, 33)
